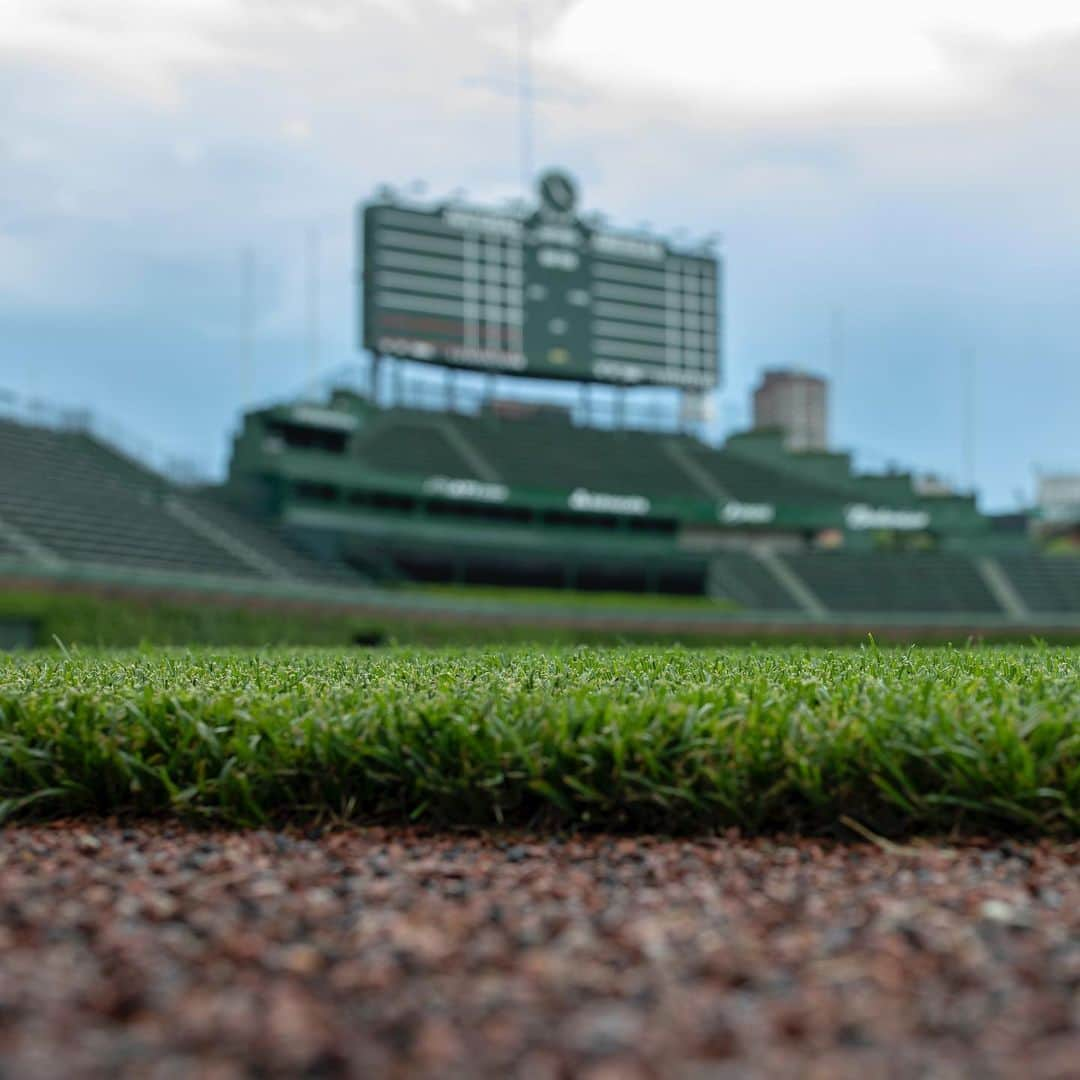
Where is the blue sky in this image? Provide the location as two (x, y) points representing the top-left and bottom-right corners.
(3, 0), (1080, 509)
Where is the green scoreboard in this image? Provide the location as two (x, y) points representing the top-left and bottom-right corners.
(360, 170), (721, 390)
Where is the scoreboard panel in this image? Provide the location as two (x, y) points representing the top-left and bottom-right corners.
(361, 170), (721, 390)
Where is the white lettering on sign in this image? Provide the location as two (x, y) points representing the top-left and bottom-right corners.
(376, 337), (528, 371)
(568, 488), (651, 516)
(376, 336), (438, 360)
(291, 407), (359, 431)
(422, 476), (510, 503)
(533, 224), (581, 247)
(719, 501), (775, 525)
(592, 359), (712, 388)
(537, 248), (580, 271)
(591, 233), (665, 262)
(592, 359), (647, 383)
(844, 504), (931, 531)
(443, 210), (522, 239)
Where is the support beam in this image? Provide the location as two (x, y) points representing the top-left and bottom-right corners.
(0, 513), (65, 569)
(975, 556), (1029, 620)
(753, 549), (828, 618)
(661, 439), (730, 501)
(432, 418), (504, 483)
(164, 499), (291, 581)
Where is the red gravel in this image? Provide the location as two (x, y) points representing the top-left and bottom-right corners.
(0, 825), (1076, 1078)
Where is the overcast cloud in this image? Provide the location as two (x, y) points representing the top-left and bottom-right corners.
(3, 0), (1080, 506)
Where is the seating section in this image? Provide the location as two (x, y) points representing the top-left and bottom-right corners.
(0, 419), (367, 587)
(355, 417), (482, 480)
(707, 552), (801, 611)
(354, 410), (714, 499)
(782, 553), (1002, 614)
(8, 410), (1079, 616)
(996, 555), (1080, 614)
(179, 493), (366, 586)
(350, 408), (868, 506)
(462, 420), (710, 499)
(680, 447), (845, 505)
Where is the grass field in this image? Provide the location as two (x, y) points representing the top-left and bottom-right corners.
(7, 588), (1080, 649)
(1, 644), (1077, 836)
(402, 582), (740, 612)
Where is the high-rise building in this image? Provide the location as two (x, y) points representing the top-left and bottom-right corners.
(753, 370), (827, 452)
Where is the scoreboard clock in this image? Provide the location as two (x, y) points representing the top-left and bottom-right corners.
(360, 169), (721, 390)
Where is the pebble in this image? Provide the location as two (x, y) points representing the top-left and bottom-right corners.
(0, 823), (1075, 1077)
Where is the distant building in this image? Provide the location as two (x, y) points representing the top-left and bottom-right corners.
(1036, 473), (1080, 550)
(1037, 474), (1080, 525)
(913, 473), (956, 497)
(752, 370), (827, 452)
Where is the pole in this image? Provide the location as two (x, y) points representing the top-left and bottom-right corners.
(394, 357), (404, 408)
(829, 307), (844, 447)
(518, 1), (534, 192)
(964, 347), (977, 495)
(305, 226), (321, 401)
(241, 247), (255, 405)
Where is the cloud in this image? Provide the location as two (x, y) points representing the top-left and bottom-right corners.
(0, 0), (251, 104)
(2, 0), (1080, 502)
(543, 0), (1080, 110)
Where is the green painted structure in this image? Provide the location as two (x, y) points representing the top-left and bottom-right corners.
(0, 410), (1078, 631)
(361, 171), (720, 391)
(224, 390), (1050, 613)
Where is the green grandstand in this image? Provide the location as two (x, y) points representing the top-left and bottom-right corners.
(223, 388), (1072, 619)
(1, 391), (1079, 642)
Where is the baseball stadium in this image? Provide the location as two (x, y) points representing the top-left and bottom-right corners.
(2, 165), (1077, 1077)
(2, 171), (1078, 646)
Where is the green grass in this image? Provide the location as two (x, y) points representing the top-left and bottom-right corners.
(399, 582), (740, 612)
(0, 645), (1077, 836)
(9, 588), (1080, 651)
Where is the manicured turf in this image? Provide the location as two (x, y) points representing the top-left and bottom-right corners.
(0, 645), (1077, 835)
(402, 582), (739, 612)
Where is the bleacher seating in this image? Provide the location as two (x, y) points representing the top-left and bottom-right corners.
(0, 419), (367, 588)
(680, 447), (846, 505)
(707, 552), (801, 611)
(349, 407), (890, 508)
(782, 553), (1002, 614)
(996, 555), (1080, 614)
(352, 409), (714, 499)
(183, 493), (364, 586)
(461, 418), (710, 499)
(0, 420), (250, 576)
(9, 398), (1080, 620)
(356, 415), (482, 479)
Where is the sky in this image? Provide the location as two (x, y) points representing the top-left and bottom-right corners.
(3, 0), (1080, 508)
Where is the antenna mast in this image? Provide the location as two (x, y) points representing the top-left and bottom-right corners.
(241, 247), (255, 405)
(964, 346), (977, 495)
(519, 1), (534, 192)
(829, 307), (844, 444)
(305, 226), (321, 400)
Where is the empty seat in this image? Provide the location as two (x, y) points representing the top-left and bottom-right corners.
(0, 419), (368, 587)
(996, 555), (1080, 614)
(783, 553), (1002, 614)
